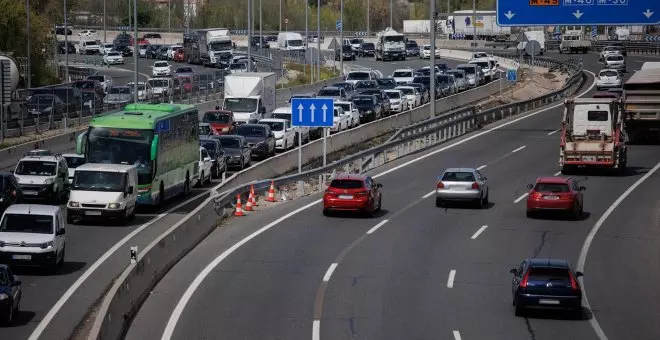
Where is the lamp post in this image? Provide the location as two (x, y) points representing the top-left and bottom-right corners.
(26, 0), (31, 88)
(317, 0), (320, 81)
(367, 0), (370, 36)
(133, 0), (138, 103)
(260, 0), (263, 54)
(305, 3), (308, 81)
(430, 0), (436, 118)
(472, 0), (477, 53)
(64, 0), (69, 81)
(279, 0), (282, 32)
(247, 0), (252, 72)
(390, 0), (393, 28)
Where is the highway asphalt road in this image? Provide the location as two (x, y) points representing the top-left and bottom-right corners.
(0, 56), (473, 340)
(125, 54), (660, 340)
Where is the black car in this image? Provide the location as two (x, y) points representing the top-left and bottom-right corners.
(53, 25), (72, 35)
(351, 95), (382, 123)
(357, 42), (375, 57)
(250, 36), (269, 48)
(235, 124), (276, 160)
(156, 46), (169, 60)
(405, 41), (420, 56)
(211, 135), (252, 170)
(435, 63), (450, 74)
(375, 78), (397, 90)
(146, 45), (161, 59)
(332, 82), (356, 99)
(26, 94), (72, 117)
(415, 68), (432, 76)
(57, 41), (76, 54)
(0, 264), (22, 324)
(360, 89), (391, 116)
(354, 80), (379, 93)
(113, 45), (133, 57)
(335, 45), (356, 61)
(113, 33), (131, 47)
(511, 258), (583, 317)
(0, 173), (22, 214)
(200, 138), (227, 179)
(411, 76), (433, 94)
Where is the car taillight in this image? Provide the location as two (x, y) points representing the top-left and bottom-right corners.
(355, 191), (369, 197)
(471, 182), (479, 189)
(520, 271), (530, 288)
(324, 191), (337, 197)
(569, 272), (579, 291)
(530, 191), (542, 199)
(437, 181), (445, 189)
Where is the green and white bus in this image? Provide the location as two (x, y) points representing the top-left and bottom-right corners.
(76, 103), (199, 206)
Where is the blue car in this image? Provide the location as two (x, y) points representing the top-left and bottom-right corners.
(0, 264), (22, 324)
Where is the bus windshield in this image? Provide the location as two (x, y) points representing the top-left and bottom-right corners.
(86, 127), (153, 184)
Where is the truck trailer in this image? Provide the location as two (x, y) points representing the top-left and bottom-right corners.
(222, 73), (277, 124)
(447, 10), (511, 39)
(622, 68), (660, 143)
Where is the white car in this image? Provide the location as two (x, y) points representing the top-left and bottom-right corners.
(197, 147), (213, 187)
(139, 46), (147, 58)
(147, 77), (171, 98)
(79, 29), (98, 38)
(103, 51), (124, 65)
(258, 118), (296, 150)
(335, 101), (360, 128)
(344, 69), (382, 85)
(420, 44), (440, 59)
(270, 107), (311, 142)
(167, 45), (183, 59)
(391, 68), (415, 85)
(79, 40), (101, 55)
(100, 43), (114, 55)
(384, 89), (410, 113)
(604, 54), (626, 73)
(395, 86), (421, 108)
(14, 153), (69, 203)
(600, 46), (623, 61)
(127, 81), (154, 101)
(86, 74), (112, 93)
(595, 69), (622, 90)
(330, 106), (350, 133)
(0, 204), (66, 271)
(152, 61), (171, 77)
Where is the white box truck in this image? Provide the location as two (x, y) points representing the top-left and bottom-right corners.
(223, 72), (277, 124)
(277, 32), (305, 51)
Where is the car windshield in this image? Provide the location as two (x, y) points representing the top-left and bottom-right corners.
(386, 91), (400, 99)
(224, 98), (257, 112)
(73, 171), (126, 192)
(64, 156), (85, 168)
(412, 76), (430, 85)
(330, 179), (364, 189)
(599, 70), (618, 77)
(361, 43), (374, 49)
(203, 112), (231, 123)
(230, 63), (247, 70)
(448, 71), (464, 79)
(0, 214), (53, 234)
(260, 121), (284, 131)
(534, 183), (570, 193)
(154, 62), (168, 67)
(438, 75), (451, 83)
(393, 71), (412, 77)
(318, 88), (340, 96)
(441, 171), (476, 182)
(528, 267), (570, 282)
(458, 66), (476, 75)
(176, 67), (193, 73)
(335, 103), (352, 112)
(349, 39), (362, 44)
(87, 76), (104, 82)
(199, 124), (211, 135)
(272, 113), (292, 121)
(377, 79), (396, 87)
(200, 141), (218, 155)
(218, 137), (240, 148)
(15, 161), (56, 176)
(397, 87), (413, 95)
(472, 61), (489, 69)
(607, 55), (624, 61)
(236, 125), (266, 137)
(347, 72), (370, 80)
(109, 87), (130, 94)
(356, 81), (377, 89)
(406, 42), (418, 48)
(352, 97), (373, 105)
(148, 79), (169, 88)
(108, 52), (120, 56)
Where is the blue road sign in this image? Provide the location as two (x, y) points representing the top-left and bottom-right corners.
(291, 98), (335, 127)
(497, 0), (659, 26)
(591, 25), (597, 38)
(336, 20), (342, 30)
(156, 119), (170, 132)
(507, 69), (517, 82)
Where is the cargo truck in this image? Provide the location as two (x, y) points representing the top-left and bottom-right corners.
(621, 69), (660, 143)
(375, 27), (406, 61)
(184, 28), (234, 67)
(559, 98), (627, 175)
(222, 73), (277, 124)
(559, 30), (591, 54)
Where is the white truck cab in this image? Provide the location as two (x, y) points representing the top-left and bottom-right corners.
(571, 103), (613, 138)
(13, 153), (69, 204)
(67, 163), (138, 224)
(0, 204), (66, 272)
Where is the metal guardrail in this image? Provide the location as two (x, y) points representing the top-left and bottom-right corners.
(543, 39), (660, 55)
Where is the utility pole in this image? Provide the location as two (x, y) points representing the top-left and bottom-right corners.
(64, 0), (69, 81)
(317, 0), (320, 81)
(248, 0), (252, 72)
(446, 0), (450, 40)
(133, 0), (138, 103)
(260, 0), (263, 54)
(168, 0), (171, 41)
(340, 0), (344, 74)
(279, 0), (282, 32)
(430, 0), (436, 118)
(103, 0), (107, 43)
(367, 0), (370, 36)
(305, 3), (308, 81)
(390, 0), (393, 28)
(472, 0), (476, 53)
(26, 0), (31, 89)
(128, 0), (131, 30)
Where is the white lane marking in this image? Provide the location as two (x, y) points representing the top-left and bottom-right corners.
(161, 199), (322, 340)
(553, 171), (562, 176)
(422, 190), (436, 199)
(372, 70), (596, 180)
(453, 330), (462, 340)
(476, 164), (487, 170)
(547, 129), (560, 136)
(161, 72), (599, 339)
(471, 225), (488, 240)
(577, 160), (660, 340)
(447, 270), (457, 288)
(366, 219), (389, 235)
(312, 320), (321, 340)
(512, 145), (527, 153)
(322, 263), (339, 282)
(514, 193), (529, 204)
(28, 190), (210, 340)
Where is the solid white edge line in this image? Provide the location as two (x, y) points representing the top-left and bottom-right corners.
(453, 330), (462, 340)
(476, 164), (487, 170)
(512, 145), (527, 153)
(322, 263), (339, 282)
(159, 71), (598, 340)
(366, 219), (389, 235)
(577, 160), (660, 340)
(27, 189), (210, 340)
(447, 269), (456, 288)
(161, 199), (322, 340)
(312, 320), (321, 340)
(471, 225), (488, 240)
(547, 129), (560, 136)
(513, 193), (529, 204)
(422, 190), (436, 199)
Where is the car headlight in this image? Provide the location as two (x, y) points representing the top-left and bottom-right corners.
(108, 203), (121, 209)
(40, 241), (54, 249)
(0, 293), (8, 300)
(69, 201), (79, 207)
(44, 178), (54, 185)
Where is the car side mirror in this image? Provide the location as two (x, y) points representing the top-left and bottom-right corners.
(509, 268), (518, 275)
(57, 228), (66, 236)
(127, 186), (134, 194)
(526, 184), (533, 190)
(579, 186), (586, 191)
(12, 277), (21, 286)
(204, 157), (212, 162)
(575, 271), (583, 277)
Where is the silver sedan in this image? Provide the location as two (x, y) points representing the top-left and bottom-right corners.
(435, 167), (489, 208)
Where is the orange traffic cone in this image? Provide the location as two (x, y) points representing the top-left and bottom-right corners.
(266, 181), (277, 202)
(250, 184), (258, 206)
(234, 195), (245, 216)
(245, 193), (254, 211)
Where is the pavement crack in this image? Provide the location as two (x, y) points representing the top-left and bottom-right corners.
(349, 317), (357, 335)
(532, 231), (548, 258)
(524, 317), (537, 340)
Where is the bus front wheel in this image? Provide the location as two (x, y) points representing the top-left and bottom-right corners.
(183, 174), (190, 196)
(158, 184), (165, 207)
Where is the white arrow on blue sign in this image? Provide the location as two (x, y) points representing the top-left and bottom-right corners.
(291, 98), (335, 127)
(496, 0), (659, 26)
(336, 20), (342, 30)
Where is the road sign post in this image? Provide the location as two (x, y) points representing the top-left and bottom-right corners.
(497, 0), (658, 26)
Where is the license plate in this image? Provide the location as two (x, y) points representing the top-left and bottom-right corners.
(23, 190), (38, 196)
(582, 156), (596, 161)
(12, 254), (31, 260)
(338, 195), (353, 199)
(543, 195), (559, 200)
(85, 210), (102, 216)
(539, 299), (560, 305)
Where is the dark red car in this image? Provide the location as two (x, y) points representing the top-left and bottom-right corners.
(526, 176), (585, 219)
(323, 174), (382, 216)
(72, 80), (105, 98)
(173, 49), (185, 62)
(202, 110), (236, 135)
(176, 76), (193, 93)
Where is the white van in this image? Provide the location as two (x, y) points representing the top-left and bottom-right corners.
(66, 164), (138, 224)
(277, 32), (305, 51)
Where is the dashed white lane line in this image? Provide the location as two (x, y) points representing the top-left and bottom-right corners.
(366, 219), (389, 235)
(453, 330), (462, 340)
(512, 145), (527, 153)
(447, 270), (457, 288)
(547, 129), (560, 136)
(471, 225), (489, 240)
(514, 193), (529, 204)
(322, 263), (339, 282)
(422, 190), (436, 199)
(312, 320), (321, 340)
(476, 164), (487, 170)
(553, 170), (562, 176)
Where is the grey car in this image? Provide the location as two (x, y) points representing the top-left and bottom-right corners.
(435, 168), (489, 208)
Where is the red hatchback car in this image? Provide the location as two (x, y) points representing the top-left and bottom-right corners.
(526, 177), (585, 219)
(202, 110), (236, 135)
(323, 174), (382, 216)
